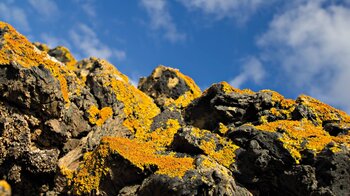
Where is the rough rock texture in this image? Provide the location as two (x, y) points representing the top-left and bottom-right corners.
(138, 65), (201, 109)
(0, 21), (350, 195)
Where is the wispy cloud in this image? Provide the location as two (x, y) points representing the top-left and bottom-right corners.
(140, 0), (186, 43)
(178, 0), (270, 22)
(40, 33), (71, 49)
(69, 23), (126, 61)
(229, 57), (265, 88)
(258, 0), (350, 111)
(73, 0), (96, 17)
(81, 3), (96, 17)
(28, 0), (59, 18)
(0, 2), (30, 31)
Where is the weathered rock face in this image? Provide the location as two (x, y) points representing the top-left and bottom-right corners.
(138, 65), (201, 109)
(0, 21), (349, 196)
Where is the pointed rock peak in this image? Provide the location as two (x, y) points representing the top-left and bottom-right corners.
(0, 22), (62, 68)
(75, 57), (129, 84)
(48, 46), (76, 68)
(138, 65), (201, 108)
(33, 42), (50, 52)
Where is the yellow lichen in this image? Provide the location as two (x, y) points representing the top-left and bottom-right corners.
(107, 79), (160, 134)
(259, 90), (296, 123)
(297, 95), (350, 125)
(88, 105), (113, 126)
(165, 91), (199, 108)
(218, 123), (229, 135)
(103, 137), (194, 178)
(217, 81), (255, 95)
(33, 42), (50, 52)
(0, 22), (81, 106)
(71, 144), (110, 195)
(189, 128), (239, 168)
(255, 119), (350, 163)
(0, 180), (11, 194)
(77, 58), (159, 134)
(200, 138), (239, 168)
(71, 137), (194, 194)
(136, 119), (181, 149)
(154, 65), (201, 108)
(51, 46), (77, 70)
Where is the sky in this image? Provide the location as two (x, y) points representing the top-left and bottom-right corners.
(1, 0), (350, 113)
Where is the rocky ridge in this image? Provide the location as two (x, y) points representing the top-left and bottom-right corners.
(0, 22), (349, 195)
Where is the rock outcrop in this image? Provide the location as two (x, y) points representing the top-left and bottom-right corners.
(0, 21), (349, 195)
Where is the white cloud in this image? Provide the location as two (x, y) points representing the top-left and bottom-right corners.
(28, 0), (59, 18)
(140, 0), (186, 42)
(0, 2), (30, 31)
(178, 0), (269, 22)
(72, 0), (96, 17)
(114, 50), (126, 61)
(40, 33), (71, 48)
(69, 23), (126, 61)
(229, 57), (265, 88)
(258, 1), (350, 112)
(81, 2), (96, 17)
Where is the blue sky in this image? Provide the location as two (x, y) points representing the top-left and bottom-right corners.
(1, 0), (350, 112)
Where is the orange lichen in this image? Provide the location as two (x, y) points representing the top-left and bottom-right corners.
(50, 46), (77, 70)
(136, 119), (181, 149)
(71, 137), (194, 194)
(0, 22), (80, 105)
(103, 137), (194, 177)
(71, 145), (110, 195)
(76, 58), (159, 134)
(200, 138), (238, 168)
(259, 90), (296, 123)
(218, 123), (229, 135)
(88, 105), (113, 126)
(255, 119), (350, 163)
(90, 58), (129, 84)
(297, 95), (350, 125)
(0, 180), (11, 194)
(33, 42), (50, 52)
(151, 65), (201, 108)
(189, 128), (239, 167)
(263, 90), (296, 108)
(218, 81), (254, 95)
(106, 78), (160, 134)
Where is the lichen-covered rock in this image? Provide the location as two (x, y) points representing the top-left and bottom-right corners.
(184, 82), (296, 130)
(0, 21), (350, 195)
(48, 46), (77, 68)
(0, 180), (11, 196)
(0, 21), (158, 194)
(226, 119), (350, 195)
(75, 57), (160, 136)
(171, 127), (239, 168)
(138, 65), (201, 109)
(136, 156), (251, 196)
(69, 137), (194, 195)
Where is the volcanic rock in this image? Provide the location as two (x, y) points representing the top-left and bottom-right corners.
(0, 21), (349, 196)
(138, 65), (201, 109)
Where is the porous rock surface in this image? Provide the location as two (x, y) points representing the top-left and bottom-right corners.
(0, 21), (349, 195)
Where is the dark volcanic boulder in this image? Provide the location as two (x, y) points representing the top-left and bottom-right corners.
(138, 65), (201, 109)
(227, 120), (350, 195)
(184, 81), (296, 130)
